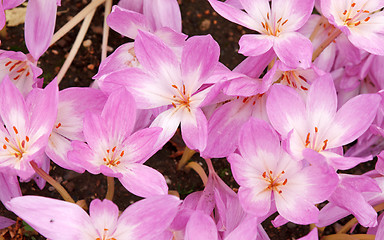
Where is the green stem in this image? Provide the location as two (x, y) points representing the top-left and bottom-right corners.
(30, 160), (75, 203)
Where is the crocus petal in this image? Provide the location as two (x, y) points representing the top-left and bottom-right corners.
(272, 0), (315, 30)
(89, 199), (119, 236)
(6, 196), (97, 239)
(0, 173), (21, 204)
(238, 186), (271, 217)
(208, 0), (258, 30)
(101, 89), (136, 142)
(181, 108), (208, 151)
(143, 0), (182, 32)
(326, 93), (381, 148)
(239, 34), (274, 57)
(27, 79), (58, 143)
(233, 50), (275, 78)
(267, 84), (307, 137)
(306, 74), (337, 132)
(185, 211), (218, 240)
(275, 190), (319, 224)
(0, 216), (15, 229)
(107, 5), (150, 39)
(119, 163), (168, 198)
(114, 195), (181, 239)
(121, 127), (162, 164)
(68, 141), (99, 174)
(181, 35), (220, 93)
(46, 132), (85, 173)
(0, 3), (5, 30)
(135, 30), (179, 77)
(150, 108), (182, 150)
(0, 76), (29, 140)
(273, 32), (312, 69)
(238, 118), (280, 163)
(224, 215), (259, 240)
(25, 0), (57, 60)
(118, 0), (143, 13)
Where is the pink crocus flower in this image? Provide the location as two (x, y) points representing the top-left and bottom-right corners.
(99, 31), (225, 151)
(208, 0), (314, 68)
(46, 88), (107, 172)
(0, 76), (58, 180)
(6, 195), (181, 240)
(0, 215), (15, 230)
(228, 118), (338, 224)
(266, 74), (380, 170)
(68, 88), (167, 198)
(321, 0), (384, 55)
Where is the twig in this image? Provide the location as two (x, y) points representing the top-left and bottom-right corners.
(56, 6), (96, 83)
(321, 234), (375, 240)
(101, 0), (112, 61)
(105, 176), (115, 201)
(30, 160), (75, 203)
(50, 0), (106, 46)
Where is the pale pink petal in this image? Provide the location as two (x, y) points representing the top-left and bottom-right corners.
(3, 0), (25, 9)
(150, 108), (182, 150)
(119, 163), (168, 198)
(275, 190), (319, 224)
(266, 84), (307, 137)
(224, 215), (259, 240)
(238, 118), (280, 164)
(46, 132), (85, 173)
(107, 5), (151, 39)
(185, 211), (218, 240)
(121, 127), (162, 164)
(273, 0), (314, 30)
(238, 34), (274, 57)
(0, 173), (21, 204)
(181, 108), (208, 151)
(233, 50), (275, 78)
(68, 140), (99, 174)
(326, 93), (381, 148)
(101, 89), (136, 142)
(118, 0), (143, 13)
(0, 216), (15, 229)
(306, 74), (337, 133)
(238, 186), (271, 217)
(114, 195), (181, 239)
(181, 35), (220, 93)
(135, 30), (179, 77)
(83, 112), (108, 154)
(273, 32), (313, 69)
(25, 0), (57, 60)
(6, 196), (97, 239)
(143, 0), (182, 32)
(89, 199), (119, 236)
(208, 0), (258, 30)
(347, 30), (384, 56)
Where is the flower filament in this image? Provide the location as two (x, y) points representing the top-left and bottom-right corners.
(2, 125), (30, 160)
(171, 84), (191, 112)
(305, 127), (328, 152)
(2, 59), (31, 81)
(261, 169), (287, 194)
(281, 71), (310, 91)
(341, 2), (371, 27)
(96, 228), (116, 240)
(260, 12), (289, 36)
(103, 146), (125, 167)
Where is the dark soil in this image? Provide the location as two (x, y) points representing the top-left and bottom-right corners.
(0, 0), (374, 239)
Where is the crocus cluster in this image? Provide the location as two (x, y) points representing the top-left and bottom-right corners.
(1, 0), (384, 239)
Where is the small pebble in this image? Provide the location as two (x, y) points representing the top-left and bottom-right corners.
(48, 186), (55, 191)
(200, 19), (211, 31)
(83, 39), (92, 48)
(51, 49), (59, 55)
(87, 64), (95, 70)
(165, 175), (172, 185)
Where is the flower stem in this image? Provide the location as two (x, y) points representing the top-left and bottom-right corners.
(184, 162), (208, 186)
(101, 0), (113, 61)
(50, 0), (106, 46)
(337, 202), (384, 234)
(312, 28), (342, 61)
(105, 176), (115, 201)
(321, 234), (375, 240)
(30, 161), (75, 203)
(177, 146), (196, 170)
(56, 5), (96, 83)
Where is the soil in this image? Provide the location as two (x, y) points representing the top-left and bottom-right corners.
(0, 0), (375, 239)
